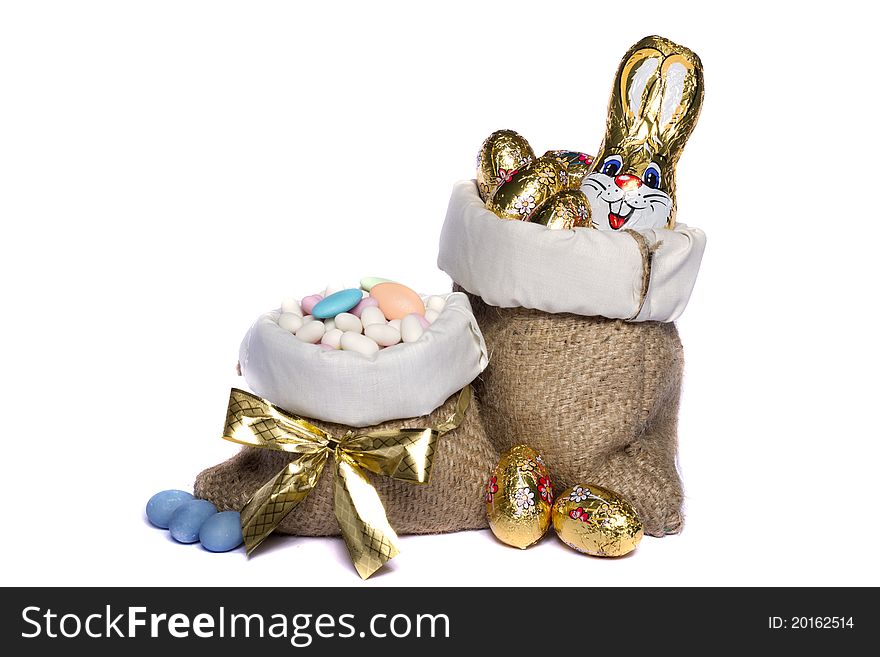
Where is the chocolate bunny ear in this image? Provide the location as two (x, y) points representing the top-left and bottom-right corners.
(608, 35), (704, 166)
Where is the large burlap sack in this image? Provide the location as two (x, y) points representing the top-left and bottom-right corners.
(440, 181), (706, 536)
(195, 292), (496, 535)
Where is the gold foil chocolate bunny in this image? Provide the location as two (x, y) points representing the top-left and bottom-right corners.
(581, 35), (704, 230)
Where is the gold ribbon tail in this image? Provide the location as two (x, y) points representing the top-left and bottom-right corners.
(239, 449), (328, 555)
(330, 385), (471, 578)
(334, 451), (400, 579)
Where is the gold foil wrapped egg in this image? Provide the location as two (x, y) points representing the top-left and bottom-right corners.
(529, 189), (593, 229)
(486, 156), (564, 222)
(542, 150), (594, 189)
(476, 129), (536, 202)
(552, 484), (643, 557)
(486, 444), (554, 549)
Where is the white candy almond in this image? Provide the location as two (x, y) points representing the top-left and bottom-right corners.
(400, 314), (424, 343)
(340, 331), (380, 356)
(360, 306), (387, 327)
(321, 328), (343, 349)
(295, 320), (326, 344)
(278, 312), (304, 333)
(365, 323), (401, 347)
(335, 312), (363, 334)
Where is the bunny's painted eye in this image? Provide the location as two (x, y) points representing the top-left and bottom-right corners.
(642, 164), (661, 189)
(600, 155), (623, 177)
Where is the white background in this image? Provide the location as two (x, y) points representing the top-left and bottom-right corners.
(2, 0), (878, 587)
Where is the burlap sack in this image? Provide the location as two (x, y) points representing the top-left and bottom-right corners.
(195, 389), (495, 535)
(440, 182), (706, 537)
(196, 290), (496, 535)
(459, 290), (683, 536)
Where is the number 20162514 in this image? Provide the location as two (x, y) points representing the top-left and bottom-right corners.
(769, 617), (854, 630)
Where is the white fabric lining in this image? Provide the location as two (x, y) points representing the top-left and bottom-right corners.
(239, 293), (488, 427)
(438, 180), (705, 322)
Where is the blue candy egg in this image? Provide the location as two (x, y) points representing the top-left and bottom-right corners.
(311, 288), (362, 319)
(146, 489), (195, 529)
(168, 500), (217, 543)
(199, 511), (244, 552)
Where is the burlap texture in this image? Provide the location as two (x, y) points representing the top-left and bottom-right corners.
(459, 287), (685, 537)
(194, 390), (495, 536)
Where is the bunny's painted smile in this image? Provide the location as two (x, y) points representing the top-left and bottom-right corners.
(608, 200), (636, 230)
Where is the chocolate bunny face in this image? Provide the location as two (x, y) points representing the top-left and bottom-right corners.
(581, 35), (704, 230)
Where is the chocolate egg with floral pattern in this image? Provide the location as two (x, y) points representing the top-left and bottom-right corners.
(486, 156), (565, 222)
(529, 189), (593, 229)
(485, 444), (554, 549)
(542, 150), (595, 189)
(551, 483), (643, 557)
(476, 129), (536, 202)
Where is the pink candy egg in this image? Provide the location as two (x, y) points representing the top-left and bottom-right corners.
(350, 296), (380, 318)
(370, 283), (425, 321)
(318, 343), (335, 351)
(301, 294), (323, 315)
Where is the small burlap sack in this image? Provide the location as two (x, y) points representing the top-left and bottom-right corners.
(195, 390), (495, 535)
(440, 181), (706, 536)
(195, 291), (495, 535)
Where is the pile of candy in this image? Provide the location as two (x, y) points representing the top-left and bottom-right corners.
(277, 277), (449, 356)
(476, 130), (594, 230)
(146, 489), (243, 553)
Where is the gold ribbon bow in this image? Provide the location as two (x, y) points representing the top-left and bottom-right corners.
(222, 386), (471, 579)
